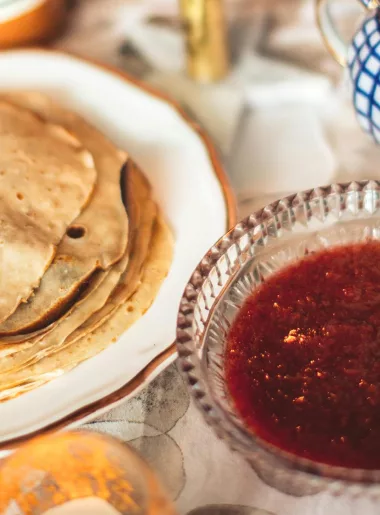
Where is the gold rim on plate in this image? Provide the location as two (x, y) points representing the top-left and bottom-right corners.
(0, 48), (237, 451)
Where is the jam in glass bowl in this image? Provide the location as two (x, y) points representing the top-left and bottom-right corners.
(176, 181), (380, 498)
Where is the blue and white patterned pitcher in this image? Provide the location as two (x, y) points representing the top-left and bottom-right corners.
(317, 0), (380, 142)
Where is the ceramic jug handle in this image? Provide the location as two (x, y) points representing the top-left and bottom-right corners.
(316, 0), (377, 67)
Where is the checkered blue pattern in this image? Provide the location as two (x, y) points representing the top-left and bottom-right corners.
(362, 0), (378, 8)
(348, 14), (380, 143)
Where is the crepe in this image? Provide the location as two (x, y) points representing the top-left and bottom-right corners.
(0, 93), (128, 336)
(0, 270), (107, 359)
(0, 101), (97, 324)
(0, 91), (173, 401)
(0, 102), (96, 321)
(0, 159), (146, 348)
(0, 159), (157, 373)
(64, 158), (157, 345)
(0, 251), (129, 375)
(0, 214), (173, 399)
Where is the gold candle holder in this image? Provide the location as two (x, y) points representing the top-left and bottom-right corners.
(180, 0), (229, 83)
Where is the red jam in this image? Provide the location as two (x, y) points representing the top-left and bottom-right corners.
(226, 241), (380, 469)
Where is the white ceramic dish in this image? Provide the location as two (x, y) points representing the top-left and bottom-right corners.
(0, 49), (235, 449)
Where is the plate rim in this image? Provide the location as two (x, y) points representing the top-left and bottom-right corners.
(0, 48), (237, 450)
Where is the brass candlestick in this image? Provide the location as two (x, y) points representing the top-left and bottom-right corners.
(180, 0), (229, 82)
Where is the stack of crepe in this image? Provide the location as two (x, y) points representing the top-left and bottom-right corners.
(0, 92), (173, 402)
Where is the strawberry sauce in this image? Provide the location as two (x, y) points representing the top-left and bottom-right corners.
(226, 241), (380, 469)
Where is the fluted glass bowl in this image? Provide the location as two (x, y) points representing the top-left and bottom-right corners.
(176, 181), (380, 498)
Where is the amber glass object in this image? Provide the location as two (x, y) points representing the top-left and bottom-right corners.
(0, 0), (67, 49)
(0, 431), (177, 514)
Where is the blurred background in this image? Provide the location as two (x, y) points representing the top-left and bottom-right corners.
(45, 0), (380, 218)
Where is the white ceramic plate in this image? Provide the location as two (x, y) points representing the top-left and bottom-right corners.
(0, 49), (235, 449)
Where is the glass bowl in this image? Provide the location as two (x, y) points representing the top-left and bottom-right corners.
(176, 181), (380, 498)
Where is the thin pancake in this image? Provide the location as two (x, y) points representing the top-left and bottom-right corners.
(0, 246), (129, 375)
(65, 159), (157, 345)
(0, 92), (128, 336)
(0, 270), (107, 359)
(0, 160), (155, 372)
(0, 214), (173, 400)
(0, 160), (141, 347)
(0, 101), (96, 324)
